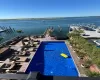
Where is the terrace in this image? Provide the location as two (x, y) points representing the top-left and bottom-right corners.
(0, 35), (42, 74)
(0, 28), (84, 79)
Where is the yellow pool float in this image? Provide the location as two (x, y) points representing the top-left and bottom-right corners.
(60, 53), (68, 58)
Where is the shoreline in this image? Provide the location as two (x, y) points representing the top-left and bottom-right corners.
(0, 16), (100, 20)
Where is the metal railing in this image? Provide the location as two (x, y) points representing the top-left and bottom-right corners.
(0, 72), (38, 80)
(0, 74), (28, 80)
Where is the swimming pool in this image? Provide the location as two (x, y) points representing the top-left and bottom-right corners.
(26, 41), (79, 76)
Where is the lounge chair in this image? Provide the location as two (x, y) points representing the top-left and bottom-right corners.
(33, 48), (37, 51)
(26, 58), (30, 62)
(9, 70), (18, 73)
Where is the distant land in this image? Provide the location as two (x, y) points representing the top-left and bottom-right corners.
(0, 16), (100, 20)
(0, 17), (67, 20)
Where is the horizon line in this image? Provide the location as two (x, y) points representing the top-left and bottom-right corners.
(0, 16), (100, 20)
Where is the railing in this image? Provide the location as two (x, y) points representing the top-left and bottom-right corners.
(0, 72), (96, 80)
(0, 36), (25, 47)
(0, 72), (38, 80)
(0, 74), (28, 80)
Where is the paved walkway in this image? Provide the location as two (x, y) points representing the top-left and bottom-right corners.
(65, 41), (86, 77)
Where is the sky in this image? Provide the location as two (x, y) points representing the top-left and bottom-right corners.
(0, 0), (100, 19)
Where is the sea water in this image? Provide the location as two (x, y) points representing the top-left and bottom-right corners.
(0, 17), (100, 43)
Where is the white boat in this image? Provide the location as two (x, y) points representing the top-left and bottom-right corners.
(0, 28), (4, 32)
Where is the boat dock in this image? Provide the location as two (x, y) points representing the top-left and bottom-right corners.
(69, 25), (100, 39)
(81, 30), (100, 39)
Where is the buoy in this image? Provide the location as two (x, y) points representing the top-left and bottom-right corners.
(60, 53), (68, 58)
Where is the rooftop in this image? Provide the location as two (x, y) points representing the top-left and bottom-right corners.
(0, 28), (56, 74)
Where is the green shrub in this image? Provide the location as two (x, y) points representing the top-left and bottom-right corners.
(87, 71), (100, 77)
(68, 31), (100, 68)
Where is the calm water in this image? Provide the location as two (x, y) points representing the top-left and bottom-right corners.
(0, 17), (100, 43)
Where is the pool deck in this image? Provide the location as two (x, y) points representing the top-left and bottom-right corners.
(26, 35), (86, 77)
(30, 34), (86, 77)
(0, 30), (86, 77)
(65, 41), (87, 77)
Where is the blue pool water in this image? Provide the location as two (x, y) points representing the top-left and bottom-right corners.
(26, 41), (79, 76)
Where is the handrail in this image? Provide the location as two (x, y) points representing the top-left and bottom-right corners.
(0, 74), (28, 79)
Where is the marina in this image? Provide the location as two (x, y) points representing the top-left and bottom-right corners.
(1, 17), (100, 44)
(70, 25), (100, 47)
(81, 29), (100, 39)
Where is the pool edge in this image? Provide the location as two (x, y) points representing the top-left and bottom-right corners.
(65, 41), (80, 77)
